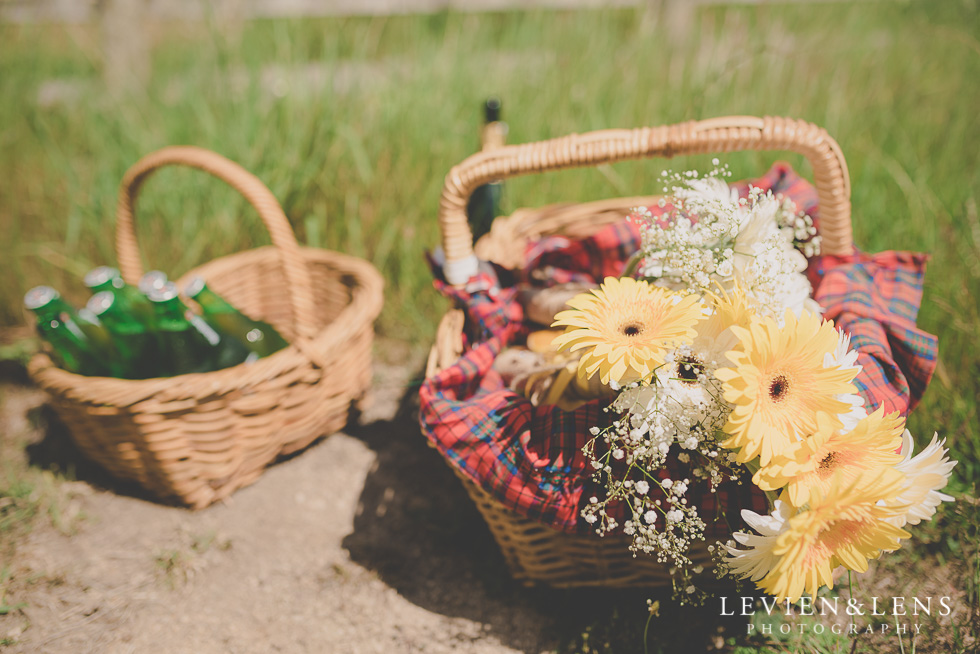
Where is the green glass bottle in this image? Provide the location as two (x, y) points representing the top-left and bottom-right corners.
(75, 307), (129, 377)
(87, 291), (159, 379)
(184, 277), (287, 358)
(148, 283), (251, 375)
(24, 286), (111, 376)
(84, 266), (155, 326)
(466, 97), (507, 244)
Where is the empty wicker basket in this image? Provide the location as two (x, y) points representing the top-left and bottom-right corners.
(29, 146), (384, 509)
(426, 115), (853, 588)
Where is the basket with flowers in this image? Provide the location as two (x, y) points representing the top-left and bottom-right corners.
(421, 116), (953, 598)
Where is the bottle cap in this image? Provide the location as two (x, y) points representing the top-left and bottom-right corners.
(83, 266), (121, 289)
(86, 291), (116, 316)
(183, 276), (206, 299)
(138, 270), (169, 295)
(146, 281), (179, 303)
(484, 97), (501, 122)
(24, 286), (59, 310)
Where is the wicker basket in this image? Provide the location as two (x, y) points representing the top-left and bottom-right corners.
(28, 146), (384, 509)
(426, 115), (854, 588)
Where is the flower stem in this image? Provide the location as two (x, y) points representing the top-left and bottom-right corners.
(621, 252), (642, 279)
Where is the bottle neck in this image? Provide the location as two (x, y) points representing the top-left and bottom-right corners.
(152, 297), (190, 330)
(192, 287), (237, 314)
(87, 276), (124, 294)
(481, 122), (507, 150)
(30, 297), (76, 323)
(93, 298), (145, 333)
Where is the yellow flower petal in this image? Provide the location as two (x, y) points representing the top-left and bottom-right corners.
(550, 277), (702, 385)
(715, 310), (860, 465)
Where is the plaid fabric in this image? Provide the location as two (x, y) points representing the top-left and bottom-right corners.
(419, 163), (938, 535)
(813, 251), (936, 414)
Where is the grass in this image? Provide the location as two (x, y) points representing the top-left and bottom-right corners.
(0, 386), (84, 550)
(0, 1), (978, 651)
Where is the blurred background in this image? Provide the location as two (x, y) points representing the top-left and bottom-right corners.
(2, 0), (978, 466)
(1, 1), (978, 651)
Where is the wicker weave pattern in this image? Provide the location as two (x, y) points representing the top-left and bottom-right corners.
(439, 115), (852, 271)
(427, 116), (853, 588)
(29, 147), (384, 509)
(464, 471), (716, 588)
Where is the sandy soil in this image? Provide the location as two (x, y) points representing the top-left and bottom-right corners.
(2, 360), (974, 654)
(0, 364), (579, 654)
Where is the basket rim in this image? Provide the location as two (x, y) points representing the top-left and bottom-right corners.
(437, 116), (854, 285)
(30, 245), (384, 405)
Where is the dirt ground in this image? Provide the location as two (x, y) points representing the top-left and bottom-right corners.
(2, 358), (974, 654)
(1, 360), (601, 654)
(3, 354), (709, 654)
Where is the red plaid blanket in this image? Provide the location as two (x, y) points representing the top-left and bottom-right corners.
(419, 164), (938, 536)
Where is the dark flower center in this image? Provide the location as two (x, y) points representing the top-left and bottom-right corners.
(819, 452), (839, 470)
(621, 323), (643, 337)
(769, 375), (790, 401)
(676, 355), (702, 384)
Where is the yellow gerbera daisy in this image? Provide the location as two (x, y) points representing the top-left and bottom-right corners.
(757, 472), (910, 603)
(754, 408), (906, 508)
(700, 281), (756, 341)
(715, 310), (859, 465)
(689, 282), (757, 364)
(551, 277), (701, 385)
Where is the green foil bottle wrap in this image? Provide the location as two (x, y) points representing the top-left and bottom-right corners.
(184, 277), (288, 358)
(24, 286), (112, 376)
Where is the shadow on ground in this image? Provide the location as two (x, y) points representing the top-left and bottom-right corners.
(342, 367), (755, 654)
(23, 400), (163, 505)
(12, 358), (755, 653)
(21, 381), (361, 510)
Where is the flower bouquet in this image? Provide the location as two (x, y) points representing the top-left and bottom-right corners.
(549, 165), (956, 603)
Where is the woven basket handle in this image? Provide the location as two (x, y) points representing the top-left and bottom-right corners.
(438, 115), (852, 284)
(115, 146), (319, 343)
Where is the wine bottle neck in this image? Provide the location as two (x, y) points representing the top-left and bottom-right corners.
(194, 288), (237, 314)
(481, 121), (507, 151)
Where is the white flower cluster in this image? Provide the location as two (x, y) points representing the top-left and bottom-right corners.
(580, 344), (743, 571)
(631, 165), (821, 319)
(580, 420), (710, 569)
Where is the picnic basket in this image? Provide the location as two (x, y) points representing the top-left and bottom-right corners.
(426, 115), (853, 587)
(28, 146), (384, 509)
